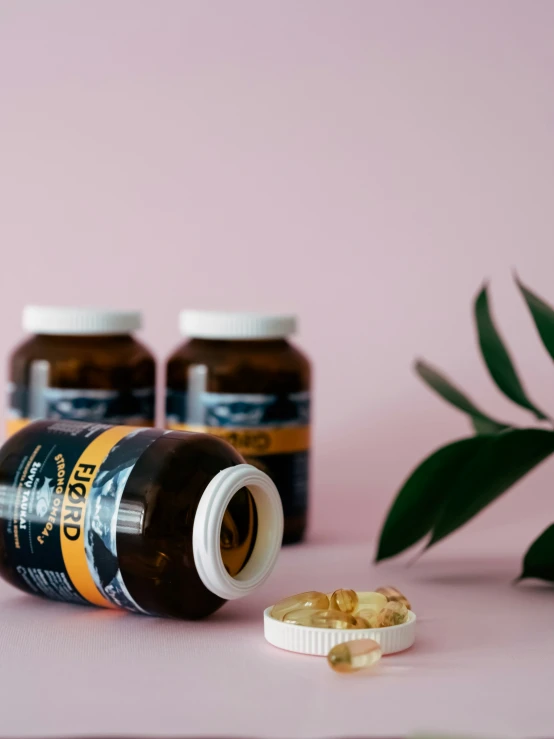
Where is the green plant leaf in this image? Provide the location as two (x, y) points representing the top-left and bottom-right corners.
(516, 276), (554, 364)
(415, 359), (510, 434)
(519, 523), (554, 583)
(428, 428), (554, 548)
(471, 416), (507, 434)
(375, 435), (488, 561)
(475, 285), (548, 420)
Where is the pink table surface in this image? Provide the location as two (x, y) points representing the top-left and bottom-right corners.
(0, 525), (553, 739)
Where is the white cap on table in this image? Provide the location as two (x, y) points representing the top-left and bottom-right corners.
(264, 607), (417, 656)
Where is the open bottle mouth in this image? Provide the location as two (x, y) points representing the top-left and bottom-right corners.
(193, 464), (283, 600)
(219, 486), (258, 578)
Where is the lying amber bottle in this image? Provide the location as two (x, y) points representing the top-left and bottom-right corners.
(0, 420), (283, 618)
(166, 311), (311, 544)
(7, 306), (156, 436)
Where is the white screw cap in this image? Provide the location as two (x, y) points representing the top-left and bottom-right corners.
(180, 310), (297, 340)
(23, 306), (142, 335)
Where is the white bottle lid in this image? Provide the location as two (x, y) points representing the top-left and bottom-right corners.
(264, 607), (416, 656)
(180, 310), (297, 340)
(193, 464), (284, 600)
(23, 306), (142, 336)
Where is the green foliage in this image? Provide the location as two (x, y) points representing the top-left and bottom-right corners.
(376, 276), (554, 583)
(376, 436), (486, 561)
(517, 276), (554, 363)
(415, 360), (509, 434)
(427, 429), (554, 548)
(519, 524), (554, 583)
(474, 286), (547, 420)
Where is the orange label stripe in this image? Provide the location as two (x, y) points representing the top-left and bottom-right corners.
(168, 424), (310, 456)
(6, 418), (31, 437)
(60, 425), (134, 607)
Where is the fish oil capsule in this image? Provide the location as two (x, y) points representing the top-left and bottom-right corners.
(376, 585), (411, 610)
(356, 591), (388, 610)
(357, 609), (380, 628)
(282, 608), (321, 625)
(355, 602), (379, 615)
(377, 600), (409, 626)
(327, 639), (382, 673)
(0, 420), (284, 619)
(352, 615), (371, 629)
(329, 589), (358, 613)
(310, 609), (358, 629)
(270, 591), (330, 621)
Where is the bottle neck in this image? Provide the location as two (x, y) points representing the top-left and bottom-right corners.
(192, 464), (283, 600)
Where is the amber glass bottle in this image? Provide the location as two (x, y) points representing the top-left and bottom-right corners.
(166, 312), (311, 545)
(7, 306), (155, 436)
(0, 420), (283, 619)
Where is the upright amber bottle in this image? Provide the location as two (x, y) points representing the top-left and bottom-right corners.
(7, 306), (155, 435)
(0, 420), (283, 619)
(166, 311), (311, 544)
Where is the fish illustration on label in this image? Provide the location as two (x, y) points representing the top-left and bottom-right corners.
(35, 477), (54, 518)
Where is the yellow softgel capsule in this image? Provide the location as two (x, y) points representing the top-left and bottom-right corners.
(282, 608), (321, 625)
(356, 591), (388, 610)
(375, 585), (411, 610)
(377, 600), (409, 626)
(310, 609), (358, 629)
(327, 638), (382, 673)
(270, 591), (330, 620)
(357, 608), (380, 628)
(351, 615), (371, 629)
(329, 589), (359, 613)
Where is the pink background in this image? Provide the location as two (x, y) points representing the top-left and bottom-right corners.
(1, 5), (554, 738)
(2, 0), (554, 550)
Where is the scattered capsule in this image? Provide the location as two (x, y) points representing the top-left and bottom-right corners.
(375, 586), (411, 610)
(270, 591), (330, 620)
(356, 591), (388, 610)
(310, 609), (358, 629)
(357, 608), (380, 628)
(377, 600), (409, 626)
(327, 638), (382, 673)
(282, 608), (321, 626)
(329, 589), (359, 613)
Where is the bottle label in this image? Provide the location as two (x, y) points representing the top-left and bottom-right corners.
(6, 383), (156, 437)
(0, 421), (164, 613)
(166, 390), (310, 517)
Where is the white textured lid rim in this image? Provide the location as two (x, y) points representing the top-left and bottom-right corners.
(23, 306), (142, 335)
(193, 465), (284, 600)
(180, 310), (297, 339)
(264, 607), (416, 656)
